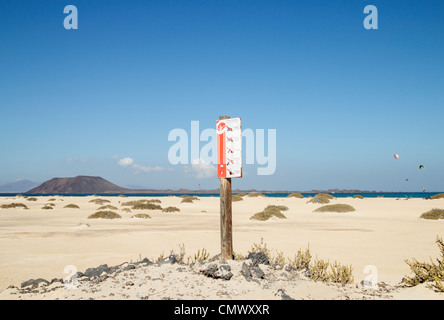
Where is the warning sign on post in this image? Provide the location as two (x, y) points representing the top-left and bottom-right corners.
(217, 117), (242, 178)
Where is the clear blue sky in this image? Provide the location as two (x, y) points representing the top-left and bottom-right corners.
(1, 0), (443, 191)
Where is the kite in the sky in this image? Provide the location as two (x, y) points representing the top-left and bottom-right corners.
(394, 154), (399, 159)
(419, 165), (424, 170)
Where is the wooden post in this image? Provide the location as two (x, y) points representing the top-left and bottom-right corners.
(219, 115), (233, 259)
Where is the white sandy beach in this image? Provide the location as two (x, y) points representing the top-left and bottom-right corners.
(0, 195), (443, 300)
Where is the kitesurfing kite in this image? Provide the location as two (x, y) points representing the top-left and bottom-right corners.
(419, 165), (424, 170)
(394, 154), (399, 159)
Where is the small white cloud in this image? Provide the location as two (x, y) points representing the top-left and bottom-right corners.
(118, 157), (134, 167)
(184, 158), (216, 179)
(133, 163), (165, 173)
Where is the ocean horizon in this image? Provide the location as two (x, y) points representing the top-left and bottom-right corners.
(1, 192), (441, 199)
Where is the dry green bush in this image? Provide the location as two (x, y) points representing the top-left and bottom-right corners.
(121, 208), (132, 213)
(232, 195), (244, 202)
(287, 245), (312, 271)
(41, 205), (53, 210)
(97, 205), (118, 210)
(420, 209), (444, 220)
(250, 205), (288, 221)
(403, 236), (444, 292)
(287, 193), (304, 198)
(316, 193), (334, 199)
(187, 248), (210, 264)
(1, 203), (28, 209)
(47, 198), (57, 202)
(88, 211), (121, 219)
(353, 195), (364, 199)
(132, 203), (162, 210)
(181, 197), (196, 203)
(64, 204), (80, 209)
(431, 193), (444, 200)
(247, 193), (266, 197)
(89, 199), (111, 205)
(314, 204), (356, 213)
(131, 213), (151, 219)
(307, 195), (331, 204)
(26, 197), (38, 201)
(162, 206), (180, 213)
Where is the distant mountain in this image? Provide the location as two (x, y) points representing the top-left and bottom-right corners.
(0, 179), (40, 193)
(26, 176), (131, 194)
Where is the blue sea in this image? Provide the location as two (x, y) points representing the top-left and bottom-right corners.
(0, 192), (441, 199)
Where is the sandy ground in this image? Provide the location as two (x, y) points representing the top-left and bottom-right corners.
(0, 194), (443, 300)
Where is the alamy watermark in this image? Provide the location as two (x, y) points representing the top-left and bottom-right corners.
(168, 121), (277, 176)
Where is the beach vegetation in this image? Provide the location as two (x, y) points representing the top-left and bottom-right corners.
(89, 199), (111, 205)
(1, 203), (29, 209)
(121, 208), (132, 213)
(235, 193), (246, 197)
(131, 203), (162, 210)
(162, 206), (180, 213)
(287, 193), (304, 198)
(420, 209), (444, 220)
(26, 197), (38, 201)
(431, 193), (444, 200)
(403, 236), (444, 292)
(64, 204), (80, 209)
(306, 195), (331, 204)
(353, 195), (364, 199)
(41, 205), (53, 210)
(232, 195), (244, 202)
(287, 245), (312, 271)
(131, 213), (151, 219)
(247, 192), (266, 197)
(250, 205), (288, 221)
(316, 193), (334, 199)
(187, 248), (210, 264)
(313, 204), (356, 213)
(88, 211), (121, 219)
(47, 198), (57, 201)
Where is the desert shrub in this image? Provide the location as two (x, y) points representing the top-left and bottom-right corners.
(132, 203), (162, 210)
(26, 197), (38, 201)
(287, 245), (312, 271)
(431, 193), (444, 200)
(121, 208), (132, 213)
(316, 193), (334, 199)
(247, 193), (266, 197)
(329, 261), (354, 284)
(248, 238), (272, 258)
(97, 205), (118, 210)
(186, 248), (210, 264)
(314, 204), (356, 213)
(307, 196), (330, 204)
(46, 203), (56, 207)
(131, 213), (151, 219)
(232, 195), (244, 202)
(250, 205), (287, 221)
(118, 194), (127, 197)
(88, 211), (121, 219)
(89, 199), (111, 205)
(353, 195), (364, 199)
(162, 206), (180, 213)
(122, 199), (161, 206)
(181, 197), (195, 203)
(1, 203), (29, 209)
(287, 193), (304, 198)
(236, 193), (246, 197)
(64, 204), (80, 209)
(41, 205), (53, 210)
(47, 198), (56, 202)
(420, 209), (444, 220)
(403, 236), (444, 292)
(309, 258), (330, 282)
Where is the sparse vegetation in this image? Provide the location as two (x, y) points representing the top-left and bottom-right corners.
(420, 209), (444, 220)
(89, 199), (111, 205)
(353, 195), (364, 199)
(26, 197), (38, 201)
(187, 248), (210, 264)
(1, 203), (29, 209)
(64, 204), (80, 209)
(131, 213), (151, 219)
(431, 193), (444, 200)
(162, 206), (180, 213)
(131, 203), (162, 210)
(403, 236), (444, 292)
(232, 195), (244, 202)
(287, 245), (312, 271)
(287, 193), (304, 198)
(247, 192), (266, 197)
(306, 194), (331, 204)
(97, 205), (118, 210)
(121, 199), (161, 207)
(250, 205), (288, 221)
(47, 198), (57, 202)
(121, 208), (132, 213)
(181, 195), (199, 203)
(41, 205), (53, 210)
(314, 204), (356, 213)
(88, 211), (121, 219)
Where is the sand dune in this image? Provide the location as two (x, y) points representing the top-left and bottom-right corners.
(0, 195), (443, 300)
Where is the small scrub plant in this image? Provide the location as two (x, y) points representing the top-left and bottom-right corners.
(248, 238), (272, 258)
(287, 193), (304, 198)
(26, 197), (38, 201)
(131, 203), (162, 210)
(431, 193), (444, 200)
(121, 208), (132, 213)
(131, 213), (151, 219)
(287, 245), (312, 271)
(1, 203), (29, 209)
(247, 193), (266, 197)
(88, 211), (121, 219)
(316, 193), (334, 199)
(403, 236), (444, 292)
(307, 195), (330, 204)
(232, 194), (244, 202)
(162, 206), (180, 213)
(313, 204), (356, 213)
(250, 205), (288, 221)
(97, 205), (118, 211)
(353, 195), (364, 199)
(89, 199), (111, 205)
(64, 204), (80, 209)
(41, 205), (53, 210)
(420, 209), (444, 220)
(187, 248), (210, 264)
(181, 197), (195, 203)
(47, 198), (57, 202)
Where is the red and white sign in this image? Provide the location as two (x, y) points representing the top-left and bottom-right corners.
(217, 117), (242, 178)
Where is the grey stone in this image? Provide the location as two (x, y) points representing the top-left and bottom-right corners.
(83, 264), (111, 278)
(21, 278), (49, 289)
